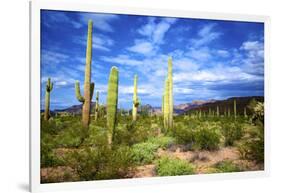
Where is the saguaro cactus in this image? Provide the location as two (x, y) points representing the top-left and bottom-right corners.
(94, 91), (99, 121)
(163, 78), (170, 130)
(216, 106), (220, 117)
(106, 67), (119, 146)
(44, 77), (53, 121)
(168, 57), (173, 129)
(228, 107), (231, 117)
(234, 99), (237, 119)
(132, 75), (140, 121)
(75, 20), (95, 128)
(244, 107), (247, 118)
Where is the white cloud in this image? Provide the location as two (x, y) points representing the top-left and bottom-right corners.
(73, 33), (114, 52)
(128, 18), (177, 55)
(101, 55), (142, 66)
(41, 50), (69, 65)
(191, 23), (221, 47)
(127, 40), (155, 55)
(79, 13), (119, 32)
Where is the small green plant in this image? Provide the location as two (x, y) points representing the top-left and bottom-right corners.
(155, 156), (195, 176)
(131, 142), (159, 165)
(214, 161), (241, 173)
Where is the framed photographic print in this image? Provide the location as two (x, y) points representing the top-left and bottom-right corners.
(30, 0), (270, 192)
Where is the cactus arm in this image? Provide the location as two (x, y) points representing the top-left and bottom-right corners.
(75, 81), (85, 103)
(90, 82), (95, 101)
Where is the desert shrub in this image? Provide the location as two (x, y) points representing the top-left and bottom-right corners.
(173, 122), (195, 144)
(238, 102), (264, 163)
(155, 156), (195, 176)
(66, 145), (134, 181)
(214, 161), (241, 173)
(194, 126), (221, 150)
(238, 125), (264, 163)
(147, 136), (175, 149)
(55, 122), (88, 148)
(83, 125), (108, 147)
(114, 122), (150, 146)
(41, 119), (60, 135)
(41, 134), (64, 167)
(131, 136), (175, 165)
(131, 142), (158, 165)
(221, 122), (243, 146)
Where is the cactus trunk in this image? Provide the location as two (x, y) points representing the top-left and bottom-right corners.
(94, 91), (99, 121)
(244, 107), (247, 118)
(163, 78), (170, 131)
(234, 99), (237, 119)
(132, 75), (139, 121)
(44, 78), (53, 121)
(216, 105), (220, 117)
(168, 57), (173, 130)
(75, 20), (95, 128)
(106, 67), (119, 146)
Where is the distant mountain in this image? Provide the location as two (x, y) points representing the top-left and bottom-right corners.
(49, 96), (263, 116)
(52, 102), (96, 115)
(184, 96), (264, 115)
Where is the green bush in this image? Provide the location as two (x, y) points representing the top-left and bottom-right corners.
(238, 101), (264, 163)
(214, 161), (241, 173)
(174, 122), (195, 144)
(147, 136), (175, 149)
(221, 122), (243, 146)
(131, 136), (176, 165)
(55, 122), (87, 148)
(155, 156), (195, 176)
(194, 127), (221, 150)
(66, 145), (134, 181)
(131, 142), (159, 165)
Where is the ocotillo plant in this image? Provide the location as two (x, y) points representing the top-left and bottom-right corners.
(44, 77), (53, 121)
(132, 75), (140, 121)
(106, 66), (119, 146)
(234, 99), (237, 119)
(216, 106), (220, 117)
(94, 91), (99, 121)
(75, 20), (95, 128)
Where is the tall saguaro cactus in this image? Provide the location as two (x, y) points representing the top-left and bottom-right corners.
(94, 91), (99, 121)
(44, 77), (53, 121)
(75, 20), (95, 128)
(244, 107), (247, 118)
(168, 57), (173, 129)
(234, 99), (237, 119)
(216, 105), (220, 117)
(162, 57), (174, 131)
(106, 67), (119, 146)
(132, 75), (140, 121)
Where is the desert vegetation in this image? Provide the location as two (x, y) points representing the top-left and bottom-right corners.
(40, 20), (264, 183)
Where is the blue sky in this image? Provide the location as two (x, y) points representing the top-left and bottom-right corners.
(40, 10), (264, 110)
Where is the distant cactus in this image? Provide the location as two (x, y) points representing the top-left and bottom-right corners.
(228, 107), (231, 117)
(216, 106), (220, 117)
(106, 67), (119, 146)
(163, 57), (173, 131)
(75, 20), (95, 128)
(44, 77), (53, 121)
(244, 107), (247, 118)
(132, 75), (140, 121)
(234, 99), (237, 119)
(209, 108), (211, 117)
(94, 91), (99, 121)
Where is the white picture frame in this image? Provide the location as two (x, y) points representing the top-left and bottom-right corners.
(30, 0), (270, 192)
